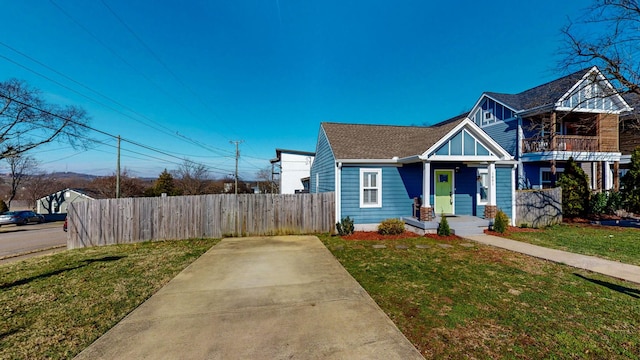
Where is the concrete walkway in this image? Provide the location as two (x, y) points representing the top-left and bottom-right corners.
(74, 236), (423, 360)
(464, 234), (640, 285)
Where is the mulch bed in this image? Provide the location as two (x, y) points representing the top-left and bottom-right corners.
(341, 231), (462, 241)
(424, 233), (460, 241)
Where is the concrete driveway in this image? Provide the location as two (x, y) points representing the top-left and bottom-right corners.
(74, 235), (423, 359)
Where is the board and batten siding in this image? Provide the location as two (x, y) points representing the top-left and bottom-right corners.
(340, 166), (414, 224)
(310, 127), (335, 193)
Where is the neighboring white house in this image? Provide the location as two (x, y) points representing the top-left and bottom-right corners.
(270, 149), (315, 194)
(36, 188), (95, 214)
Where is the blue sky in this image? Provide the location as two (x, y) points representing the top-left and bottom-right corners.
(0, 0), (587, 178)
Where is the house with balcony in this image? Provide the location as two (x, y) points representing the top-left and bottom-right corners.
(469, 66), (633, 191)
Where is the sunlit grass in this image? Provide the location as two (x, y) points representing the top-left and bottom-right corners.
(503, 224), (640, 266)
(0, 239), (218, 359)
(320, 234), (640, 359)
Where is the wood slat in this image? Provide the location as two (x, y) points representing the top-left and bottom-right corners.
(67, 193), (335, 249)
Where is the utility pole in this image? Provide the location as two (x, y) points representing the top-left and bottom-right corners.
(230, 140), (244, 195)
(116, 135), (121, 198)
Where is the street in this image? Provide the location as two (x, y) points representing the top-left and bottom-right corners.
(0, 222), (67, 264)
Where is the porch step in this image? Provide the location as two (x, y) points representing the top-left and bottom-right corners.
(403, 215), (489, 236)
(447, 216), (489, 236)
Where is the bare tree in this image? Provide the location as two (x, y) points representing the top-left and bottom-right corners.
(88, 169), (149, 198)
(5, 154), (38, 209)
(174, 159), (211, 195)
(0, 79), (90, 160)
(255, 167), (279, 194)
(561, 1), (640, 101)
(22, 172), (65, 211)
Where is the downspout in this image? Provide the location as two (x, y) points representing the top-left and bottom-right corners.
(516, 115), (524, 189)
(511, 164), (517, 226)
(335, 162), (342, 228)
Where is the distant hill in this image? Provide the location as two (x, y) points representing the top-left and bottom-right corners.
(48, 172), (99, 181)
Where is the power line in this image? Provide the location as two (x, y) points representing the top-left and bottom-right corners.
(48, 0), (204, 122)
(0, 42), (235, 158)
(97, 0), (249, 145)
(0, 91), (235, 176)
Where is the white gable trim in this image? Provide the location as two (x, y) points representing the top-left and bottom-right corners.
(36, 188), (94, 202)
(469, 93), (520, 115)
(420, 118), (512, 161)
(556, 66), (632, 113)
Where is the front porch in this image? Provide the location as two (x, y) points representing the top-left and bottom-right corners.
(403, 215), (490, 236)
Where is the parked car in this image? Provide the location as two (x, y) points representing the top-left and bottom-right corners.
(63, 217), (68, 232)
(0, 211), (45, 226)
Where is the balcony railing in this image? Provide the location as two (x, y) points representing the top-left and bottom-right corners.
(523, 135), (599, 153)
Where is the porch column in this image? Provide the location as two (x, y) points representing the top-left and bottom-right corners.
(484, 162), (498, 219)
(604, 160), (611, 191)
(550, 111), (557, 186)
(420, 161), (434, 221)
(614, 161), (620, 191)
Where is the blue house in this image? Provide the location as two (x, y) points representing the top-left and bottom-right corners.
(468, 66), (633, 191)
(310, 117), (515, 231)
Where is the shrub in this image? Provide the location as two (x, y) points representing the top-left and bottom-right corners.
(437, 214), (451, 236)
(0, 200), (8, 213)
(621, 146), (640, 213)
(606, 190), (623, 214)
(493, 209), (509, 233)
(336, 216), (354, 236)
(378, 218), (405, 235)
(557, 157), (590, 217)
(589, 191), (608, 215)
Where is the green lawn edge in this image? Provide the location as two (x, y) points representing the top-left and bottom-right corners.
(0, 238), (219, 360)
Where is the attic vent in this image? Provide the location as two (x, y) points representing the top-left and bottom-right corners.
(485, 109), (494, 120)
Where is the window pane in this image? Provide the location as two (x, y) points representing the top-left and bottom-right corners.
(435, 143), (449, 155)
(464, 131), (475, 155)
(450, 132), (462, 155)
(370, 172), (377, 187)
(363, 189), (377, 204)
(477, 143), (490, 156)
(480, 173), (488, 201)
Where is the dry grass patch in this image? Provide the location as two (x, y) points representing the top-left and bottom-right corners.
(0, 239), (218, 359)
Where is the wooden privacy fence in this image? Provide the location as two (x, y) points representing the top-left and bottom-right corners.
(67, 193), (335, 249)
(516, 188), (562, 228)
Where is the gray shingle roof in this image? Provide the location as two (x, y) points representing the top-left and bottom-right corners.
(486, 68), (593, 111)
(322, 117), (465, 160)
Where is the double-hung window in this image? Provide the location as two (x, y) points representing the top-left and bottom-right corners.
(360, 168), (382, 208)
(477, 168), (489, 205)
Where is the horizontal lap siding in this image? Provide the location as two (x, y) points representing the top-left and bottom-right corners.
(496, 166), (513, 219)
(453, 165), (475, 216)
(341, 166), (413, 224)
(310, 128), (335, 193)
(482, 119), (518, 156)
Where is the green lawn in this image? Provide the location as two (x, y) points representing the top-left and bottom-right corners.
(0, 239), (218, 360)
(502, 224), (640, 266)
(320, 234), (640, 359)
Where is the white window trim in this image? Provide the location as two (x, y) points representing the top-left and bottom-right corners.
(539, 167), (564, 188)
(477, 168), (489, 205)
(360, 168), (382, 208)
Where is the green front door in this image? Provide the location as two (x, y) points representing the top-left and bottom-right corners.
(434, 170), (454, 215)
